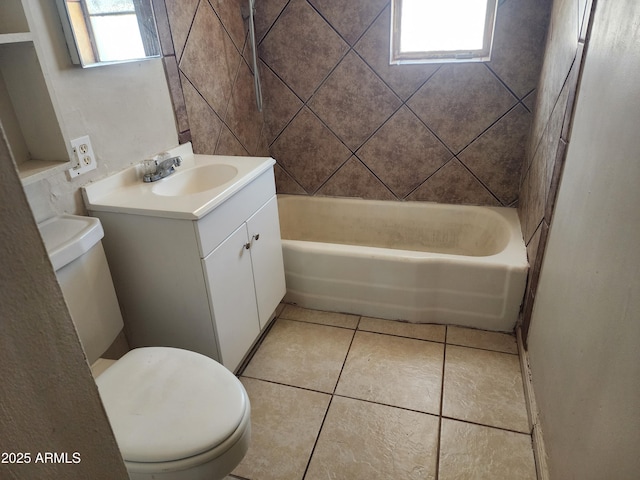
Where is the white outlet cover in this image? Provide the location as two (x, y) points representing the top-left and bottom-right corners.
(68, 135), (97, 178)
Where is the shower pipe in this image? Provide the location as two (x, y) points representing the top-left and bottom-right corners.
(248, 0), (263, 112)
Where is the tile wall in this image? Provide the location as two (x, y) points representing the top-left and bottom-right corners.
(157, 0), (551, 205)
(257, 0), (551, 204)
(154, 0), (270, 156)
(518, 0), (594, 340)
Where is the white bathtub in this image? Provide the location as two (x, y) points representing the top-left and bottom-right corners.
(278, 195), (529, 332)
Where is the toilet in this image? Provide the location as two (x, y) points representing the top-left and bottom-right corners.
(38, 214), (250, 480)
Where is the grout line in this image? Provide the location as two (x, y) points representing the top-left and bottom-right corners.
(331, 393), (440, 418)
(241, 308), (537, 478)
(238, 375), (333, 396)
(358, 329), (446, 344)
(301, 394), (334, 480)
(434, 325), (448, 480)
(331, 319), (360, 395)
(446, 342), (519, 356)
(280, 307), (518, 353)
(440, 415), (531, 436)
(301, 316), (360, 479)
(240, 375), (531, 436)
(278, 316), (360, 331)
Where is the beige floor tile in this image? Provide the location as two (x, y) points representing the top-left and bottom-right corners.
(447, 325), (518, 354)
(305, 396), (439, 480)
(242, 319), (354, 393)
(233, 378), (330, 480)
(335, 331), (443, 414)
(359, 317), (446, 342)
(439, 418), (536, 480)
(443, 345), (529, 433)
(280, 304), (360, 329)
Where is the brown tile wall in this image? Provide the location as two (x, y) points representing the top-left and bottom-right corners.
(257, 0), (551, 204)
(154, 0), (269, 156)
(518, 0), (594, 340)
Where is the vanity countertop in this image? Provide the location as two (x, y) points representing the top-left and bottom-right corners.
(82, 143), (275, 220)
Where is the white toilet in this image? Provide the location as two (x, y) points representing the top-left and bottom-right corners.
(38, 214), (250, 480)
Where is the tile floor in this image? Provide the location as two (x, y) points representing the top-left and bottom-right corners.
(228, 304), (536, 480)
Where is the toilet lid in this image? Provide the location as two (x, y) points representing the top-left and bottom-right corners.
(95, 347), (247, 463)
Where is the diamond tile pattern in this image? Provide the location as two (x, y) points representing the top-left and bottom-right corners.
(308, 0), (388, 46)
(258, 0), (550, 205)
(259, 0), (349, 101)
(309, 51), (401, 150)
(407, 159), (500, 205)
(180, 2), (239, 119)
(357, 106), (452, 197)
(408, 63), (517, 154)
(161, 0), (551, 206)
(316, 156), (395, 200)
(459, 105), (532, 205)
(270, 108), (351, 193)
(162, 0), (267, 157)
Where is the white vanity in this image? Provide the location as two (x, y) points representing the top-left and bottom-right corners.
(83, 143), (285, 372)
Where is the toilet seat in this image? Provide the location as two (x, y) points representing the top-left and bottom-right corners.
(95, 347), (248, 464)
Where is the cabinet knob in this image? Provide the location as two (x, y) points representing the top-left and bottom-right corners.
(244, 242), (251, 250)
(252, 233), (260, 241)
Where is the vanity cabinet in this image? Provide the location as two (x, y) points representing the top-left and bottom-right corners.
(0, 0), (71, 184)
(203, 196), (282, 371)
(94, 168), (285, 373)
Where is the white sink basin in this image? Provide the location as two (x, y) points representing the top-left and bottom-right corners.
(82, 142), (275, 220)
(152, 164), (239, 196)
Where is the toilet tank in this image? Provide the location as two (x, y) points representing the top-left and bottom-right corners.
(38, 215), (124, 365)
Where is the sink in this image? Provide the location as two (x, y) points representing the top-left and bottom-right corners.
(152, 164), (239, 196)
(82, 142), (276, 219)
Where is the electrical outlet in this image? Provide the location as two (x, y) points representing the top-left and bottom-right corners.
(68, 135), (97, 178)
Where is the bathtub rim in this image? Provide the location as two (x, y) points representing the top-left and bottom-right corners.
(277, 194), (528, 266)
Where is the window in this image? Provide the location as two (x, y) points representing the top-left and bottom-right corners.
(86, 0), (146, 62)
(62, 0), (159, 65)
(390, 0), (499, 64)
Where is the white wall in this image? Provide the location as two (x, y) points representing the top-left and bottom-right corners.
(527, 1), (640, 478)
(23, 0), (178, 221)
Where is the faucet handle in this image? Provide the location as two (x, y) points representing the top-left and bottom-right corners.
(158, 155), (182, 169)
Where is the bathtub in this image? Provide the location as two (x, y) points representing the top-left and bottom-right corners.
(277, 195), (529, 332)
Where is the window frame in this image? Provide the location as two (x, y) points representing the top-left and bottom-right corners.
(389, 0), (499, 65)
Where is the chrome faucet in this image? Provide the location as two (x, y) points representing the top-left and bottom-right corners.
(143, 156), (182, 183)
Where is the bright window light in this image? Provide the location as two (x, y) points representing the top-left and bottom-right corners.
(391, 0), (498, 64)
(83, 0), (146, 62)
(91, 15), (145, 62)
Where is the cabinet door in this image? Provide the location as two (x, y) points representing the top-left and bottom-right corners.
(247, 195), (286, 329)
(203, 223), (260, 372)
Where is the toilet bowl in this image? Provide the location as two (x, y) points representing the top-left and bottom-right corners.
(98, 347), (250, 480)
(38, 214), (250, 479)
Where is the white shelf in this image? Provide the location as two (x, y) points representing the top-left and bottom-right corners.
(0, 32), (33, 44)
(0, 1), (70, 185)
(18, 158), (71, 186)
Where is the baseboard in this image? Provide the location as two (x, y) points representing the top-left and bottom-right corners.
(517, 327), (550, 480)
